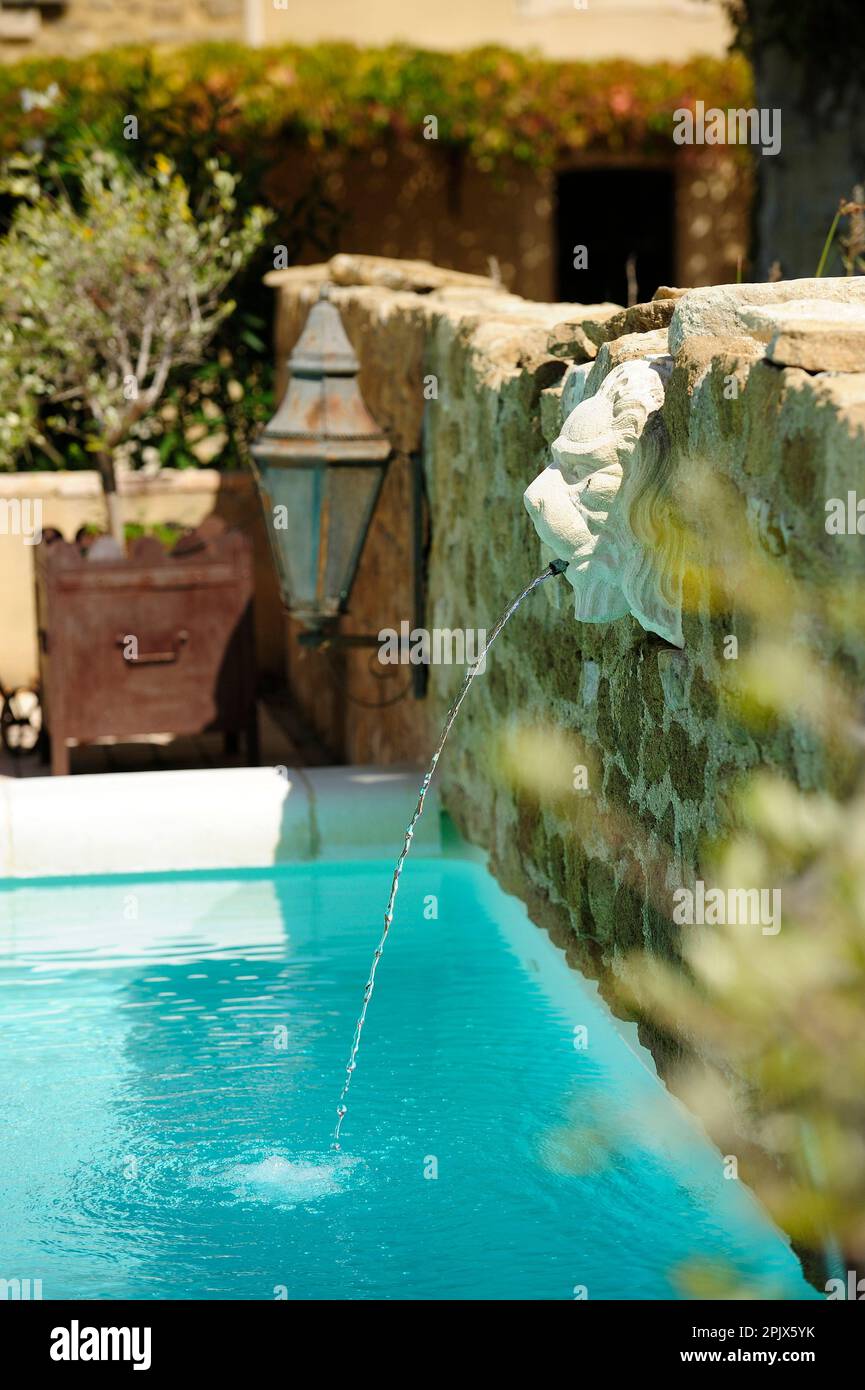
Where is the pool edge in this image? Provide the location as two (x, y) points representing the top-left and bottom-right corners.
(0, 765), (442, 879)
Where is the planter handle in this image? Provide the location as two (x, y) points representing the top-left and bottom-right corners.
(115, 630), (189, 665)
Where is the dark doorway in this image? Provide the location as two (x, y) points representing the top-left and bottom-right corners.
(555, 167), (676, 306)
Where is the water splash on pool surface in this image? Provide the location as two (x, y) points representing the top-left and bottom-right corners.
(332, 560), (567, 1149)
(215, 1153), (361, 1208)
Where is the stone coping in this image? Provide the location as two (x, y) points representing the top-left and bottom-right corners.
(0, 765), (441, 879)
(0, 470), (253, 500)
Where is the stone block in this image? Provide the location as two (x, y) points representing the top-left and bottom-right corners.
(669, 277), (865, 355)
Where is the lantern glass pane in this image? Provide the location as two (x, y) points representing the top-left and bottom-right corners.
(324, 464), (387, 610)
(263, 465), (322, 613)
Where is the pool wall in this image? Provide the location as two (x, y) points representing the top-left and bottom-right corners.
(0, 766), (441, 879)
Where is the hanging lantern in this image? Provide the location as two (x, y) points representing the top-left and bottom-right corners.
(251, 286), (392, 632)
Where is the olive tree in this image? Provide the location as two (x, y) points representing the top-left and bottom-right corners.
(0, 148), (271, 545)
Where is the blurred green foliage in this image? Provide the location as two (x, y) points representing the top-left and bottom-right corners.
(0, 40), (751, 471)
(0, 41), (753, 172)
(619, 471), (865, 1286)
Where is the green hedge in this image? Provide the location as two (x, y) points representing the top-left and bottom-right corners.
(0, 40), (753, 170)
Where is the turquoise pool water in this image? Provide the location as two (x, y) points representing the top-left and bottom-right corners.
(0, 857), (815, 1301)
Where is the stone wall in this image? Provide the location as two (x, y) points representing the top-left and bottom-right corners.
(0, 1), (244, 60)
(264, 144), (558, 304)
(270, 254), (865, 1022)
(263, 144), (747, 303)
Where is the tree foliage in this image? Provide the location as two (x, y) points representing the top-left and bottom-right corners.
(0, 147), (270, 531)
(723, 0), (865, 93)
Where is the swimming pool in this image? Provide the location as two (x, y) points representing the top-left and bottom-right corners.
(0, 853), (815, 1301)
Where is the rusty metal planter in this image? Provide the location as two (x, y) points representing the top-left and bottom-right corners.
(35, 525), (257, 776)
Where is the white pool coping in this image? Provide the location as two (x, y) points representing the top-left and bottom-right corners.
(0, 765), (440, 879)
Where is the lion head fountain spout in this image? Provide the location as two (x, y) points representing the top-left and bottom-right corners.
(524, 358), (684, 648)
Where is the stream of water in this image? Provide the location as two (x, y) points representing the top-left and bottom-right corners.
(332, 559), (566, 1148)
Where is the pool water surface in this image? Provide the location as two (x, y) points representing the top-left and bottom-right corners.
(0, 858), (816, 1300)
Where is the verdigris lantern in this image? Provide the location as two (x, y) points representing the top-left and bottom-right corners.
(251, 285), (392, 632)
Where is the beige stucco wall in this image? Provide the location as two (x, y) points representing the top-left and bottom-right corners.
(0, 0), (731, 63)
(260, 0), (732, 62)
(0, 469), (284, 688)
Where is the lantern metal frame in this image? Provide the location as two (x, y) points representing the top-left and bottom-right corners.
(251, 285), (428, 699)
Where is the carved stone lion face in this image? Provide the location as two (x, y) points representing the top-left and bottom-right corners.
(524, 358), (683, 647)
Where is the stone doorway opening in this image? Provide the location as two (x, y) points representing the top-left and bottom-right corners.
(555, 165), (676, 305)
